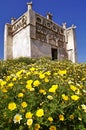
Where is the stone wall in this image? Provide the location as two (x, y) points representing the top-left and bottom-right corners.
(31, 39), (51, 58)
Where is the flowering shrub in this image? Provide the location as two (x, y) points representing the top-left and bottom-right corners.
(0, 57), (36, 78)
(0, 58), (86, 130)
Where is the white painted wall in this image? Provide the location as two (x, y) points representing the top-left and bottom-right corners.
(66, 27), (77, 62)
(13, 26), (31, 58)
(4, 24), (13, 60)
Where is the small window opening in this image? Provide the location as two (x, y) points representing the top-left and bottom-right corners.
(51, 48), (57, 60)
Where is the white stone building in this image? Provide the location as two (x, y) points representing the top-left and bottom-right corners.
(4, 2), (77, 62)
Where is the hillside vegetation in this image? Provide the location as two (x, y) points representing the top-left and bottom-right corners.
(0, 57), (86, 130)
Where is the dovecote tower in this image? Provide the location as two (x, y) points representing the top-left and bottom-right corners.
(4, 2), (77, 62)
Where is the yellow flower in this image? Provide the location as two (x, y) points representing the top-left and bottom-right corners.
(34, 124), (40, 130)
(26, 80), (33, 89)
(49, 88), (56, 93)
(71, 95), (79, 101)
(18, 93), (24, 98)
(69, 115), (74, 120)
(26, 84), (32, 90)
(16, 71), (21, 77)
(21, 102), (27, 108)
(8, 82), (14, 88)
(45, 71), (51, 76)
(29, 88), (35, 91)
(58, 70), (67, 75)
(12, 77), (16, 81)
(30, 67), (35, 72)
(47, 95), (53, 100)
(70, 85), (77, 91)
(49, 85), (58, 93)
(33, 80), (40, 87)
(27, 119), (33, 126)
(36, 109), (44, 117)
(59, 114), (64, 121)
(44, 78), (49, 82)
(26, 80), (33, 84)
(33, 71), (39, 75)
(39, 74), (45, 79)
(2, 88), (8, 93)
(1, 81), (6, 87)
(54, 73), (58, 76)
(16, 70), (25, 76)
(8, 102), (17, 111)
(26, 72), (31, 76)
(13, 114), (22, 124)
(49, 125), (57, 130)
(6, 76), (11, 81)
(39, 89), (46, 95)
(25, 112), (33, 119)
(48, 117), (53, 122)
(52, 85), (58, 89)
(62, 94), (69, 101)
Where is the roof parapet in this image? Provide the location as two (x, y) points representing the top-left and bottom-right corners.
(27, 1), (32, 10)
(47, 12), (53, 20)
(62, 22), (66, 29)
(11, 17), (16, 24)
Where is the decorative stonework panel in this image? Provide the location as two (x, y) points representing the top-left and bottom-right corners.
(12, 15), (27, 35)
(36, 14), (64, 34)
(36, 33), (46, 42)
(36, 14), (65, 47)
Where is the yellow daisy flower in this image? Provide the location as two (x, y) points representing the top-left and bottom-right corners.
(48, 117), (53, 122)
(36, 109), (44, 117)
(25, 112), (33, 119)
(49, 125), (57, 130)
(21, 102), (27, 108)
(27, 119), (33, 126)
(59, 114), (64, 121)
(18, 93), (24, 98)
(8, 102), (17, 111)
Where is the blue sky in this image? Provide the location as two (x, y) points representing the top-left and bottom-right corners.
(0, 0), (86, 62)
